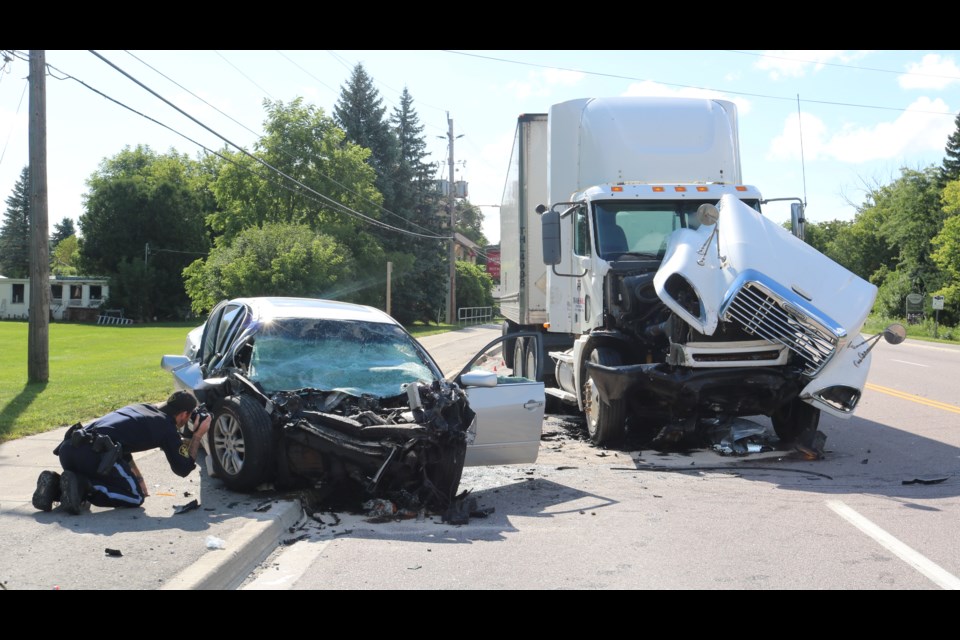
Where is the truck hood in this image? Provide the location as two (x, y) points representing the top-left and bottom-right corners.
(655, 194), (876, 339)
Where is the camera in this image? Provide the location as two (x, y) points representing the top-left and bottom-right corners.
(182, 405), (210, 437)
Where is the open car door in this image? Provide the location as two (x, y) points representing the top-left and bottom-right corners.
(455, 331), (545, 466)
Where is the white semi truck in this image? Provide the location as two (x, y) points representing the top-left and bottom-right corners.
(499, 97), (901, 447)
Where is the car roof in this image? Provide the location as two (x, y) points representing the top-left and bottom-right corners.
(231, 297), (401, 326)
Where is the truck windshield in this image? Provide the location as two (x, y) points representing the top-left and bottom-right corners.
(593, 199), (762, 260)
(593, 203), (679, 260)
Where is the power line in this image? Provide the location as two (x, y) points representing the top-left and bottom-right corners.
(85, 50), (450, 240)
(441, 50), (960, 117)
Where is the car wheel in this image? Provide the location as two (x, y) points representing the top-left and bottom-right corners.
(524, 339), (539, 381)
(583, 347), (626, 445)
(771, 398), (820, 443)
(209, 395), (275, 491)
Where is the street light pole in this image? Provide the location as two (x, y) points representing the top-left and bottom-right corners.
(446, 113), (456, 325)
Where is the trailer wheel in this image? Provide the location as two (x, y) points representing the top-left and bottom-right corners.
(771, 398), (820, 443)
(503, 321), (517, 369)
(583, 347), (626, 445)
(512, 337), (528, 378)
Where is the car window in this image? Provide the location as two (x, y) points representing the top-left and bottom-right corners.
(247, 318), (438, 397)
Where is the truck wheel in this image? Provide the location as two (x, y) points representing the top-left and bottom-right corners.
(512, 337), (527, 378)
(503, 321), (517, 368)
(771, 398), (820, 443)
(210, 394), (275, 491)
(583, 347), (627, 445)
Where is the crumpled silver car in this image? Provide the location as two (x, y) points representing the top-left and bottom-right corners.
(161, 297), (545, 510)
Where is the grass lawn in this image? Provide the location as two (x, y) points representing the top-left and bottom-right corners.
(0, 322), (195, 443)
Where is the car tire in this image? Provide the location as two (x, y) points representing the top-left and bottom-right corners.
(584, 347), (627, 445)
(209, 395), (275, 491)
(771, 398), (820, 443)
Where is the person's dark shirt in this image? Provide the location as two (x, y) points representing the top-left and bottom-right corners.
(87, 403), (195, 477)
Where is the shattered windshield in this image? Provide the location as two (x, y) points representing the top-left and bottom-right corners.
(247, 318), (438, 397)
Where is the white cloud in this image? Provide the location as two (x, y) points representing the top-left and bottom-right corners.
(622, 80), (752, 115)
(768, 97), (954, 164)
(768, 111), (828, 161)
(899, 53), (960, 90)
(755, 50), (864, 80)
(504, 68), (584, 101)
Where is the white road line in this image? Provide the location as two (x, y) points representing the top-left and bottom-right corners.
(826, 500), (960, 590)
(891, 359), (929, 367)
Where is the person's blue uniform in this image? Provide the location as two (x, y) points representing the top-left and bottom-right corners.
(57, 403), (196, 508)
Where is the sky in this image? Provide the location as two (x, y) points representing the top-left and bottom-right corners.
(2, 50), (959, 246)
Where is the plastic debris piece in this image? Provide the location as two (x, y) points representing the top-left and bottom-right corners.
(362, 498), (397, 518)
(253, 501), (273, 513)
(104, 548), (122, 557)
(205, 535), (226, 550)
(282, 533), (310, 546)
(173, 499), (199, 514)
(902, 477), (948, 485)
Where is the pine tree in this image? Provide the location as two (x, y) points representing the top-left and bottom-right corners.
(941, 112), (960, 185)
(388, 87), (447, 323)
(0, 166), (31, 278)
(333, 63), (400, 236)
(50, 217), (76, 248)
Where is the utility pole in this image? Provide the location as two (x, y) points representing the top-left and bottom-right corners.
(446, 113), (456, 324)
(28, 50), (49, 383)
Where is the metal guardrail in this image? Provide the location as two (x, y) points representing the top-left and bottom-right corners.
(458, 306), (495, 325)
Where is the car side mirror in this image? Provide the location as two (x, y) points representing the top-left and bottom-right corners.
(461, 370), (498, 388)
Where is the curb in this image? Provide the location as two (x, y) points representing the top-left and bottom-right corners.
(160, 498), (304, 590)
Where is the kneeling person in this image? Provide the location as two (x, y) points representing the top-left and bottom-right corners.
(33, 391), (211, 515)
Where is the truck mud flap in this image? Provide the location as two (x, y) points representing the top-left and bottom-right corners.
(585, 362), (804, 417)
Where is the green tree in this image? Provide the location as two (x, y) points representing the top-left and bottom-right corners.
(207, 98), (386, 307)
(333, 63), (400, 223)
(455, 260), (494, 310)
(50, 234), (79, 276)
(930, 178), (960, 324)
(78, 146), (211, 321)
(50, 218), (76, 248)
(385, 87), (447, 324)
(183, 222), (352, 314)
(940, 112), (960, 186)
(455, 200), (488, 246)
(0, 166), (30, 278)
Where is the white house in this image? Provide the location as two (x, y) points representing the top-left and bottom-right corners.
(0, 275), (109, 321)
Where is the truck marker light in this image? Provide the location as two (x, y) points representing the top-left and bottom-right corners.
(652, 186), (665, 192)
(611, 186), (624, 192)
(675, 186), (687, 192)
(735, 185), (748, 191)
(696, 186), (709, 192)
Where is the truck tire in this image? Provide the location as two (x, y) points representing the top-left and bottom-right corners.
(503, 321), (517, 369)
(771, 398), (820, 443)
(209, 394), (276, 491)
(583, 347), (627, 445)
(512, 337), (527, 378)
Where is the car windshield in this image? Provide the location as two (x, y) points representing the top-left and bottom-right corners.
(246, 318), (437, 397)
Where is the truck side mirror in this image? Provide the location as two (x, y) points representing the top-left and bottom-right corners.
(790, 202), (806, 241)
(542, 209), (561, 265)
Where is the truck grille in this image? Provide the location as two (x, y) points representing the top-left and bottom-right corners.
(722, 281), (839, 376)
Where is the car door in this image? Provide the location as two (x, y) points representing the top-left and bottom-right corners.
(455, 331), (545, 467)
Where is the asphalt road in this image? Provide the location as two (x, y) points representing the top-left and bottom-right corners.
(238, 330), (960, 590)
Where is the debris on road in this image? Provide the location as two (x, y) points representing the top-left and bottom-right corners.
(902, 477), (948, 485)
(173, 499), (199, 514)
(104, 548), (122, 557)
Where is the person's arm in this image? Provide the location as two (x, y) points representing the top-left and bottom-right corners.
(128, 458), (149, 497)
(188, 415), (212, 460)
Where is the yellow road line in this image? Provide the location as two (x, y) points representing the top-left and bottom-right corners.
(865, 383), (960, 414)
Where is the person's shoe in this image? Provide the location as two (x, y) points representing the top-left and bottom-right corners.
(59, 470), (90, 515)
(32, 470), (62, 511)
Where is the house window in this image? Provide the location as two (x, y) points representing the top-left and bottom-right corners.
(70, 285), (82, 302)
(51, 285), (63, 301)
(89, 285), (102, 301)
(12, 284), (25, 304)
